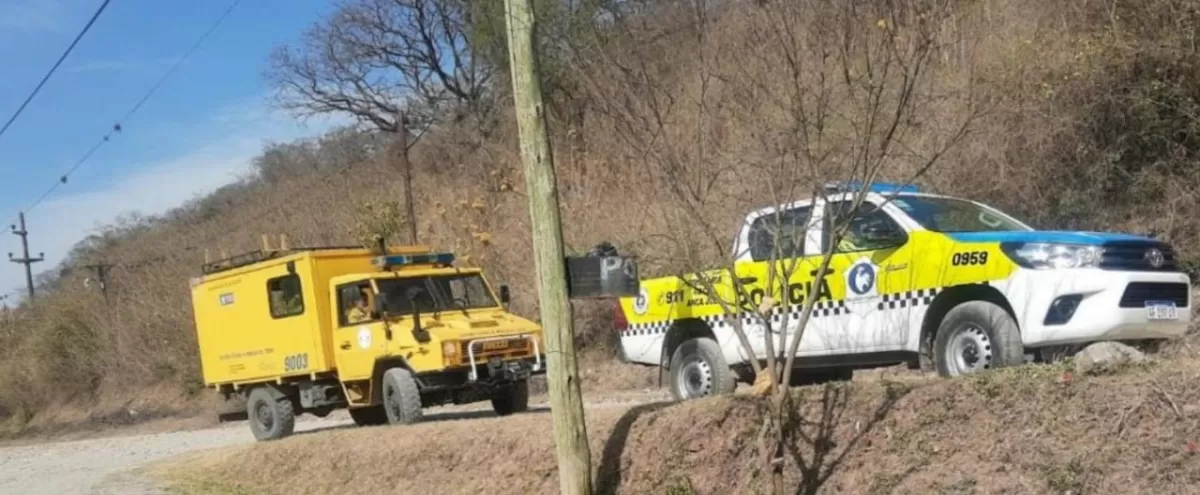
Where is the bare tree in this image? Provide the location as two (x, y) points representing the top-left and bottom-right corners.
(571, 0), (981, 492)
(268, 0), (493, 129)
(266, 0), (496, 242)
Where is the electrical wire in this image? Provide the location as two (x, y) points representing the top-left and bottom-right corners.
(0, 0), (113, 143)
(15, 0), (244, 219)
(1, 0), (245, 299)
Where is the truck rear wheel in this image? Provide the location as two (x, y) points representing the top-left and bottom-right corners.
(348, 405), (388, 426)
(492, 379), (530, 416)
(934, 300), (1024, 378)
(381, 368), (423, 425)
(668, 337), (736, 401)
(247, 387), (295, 441)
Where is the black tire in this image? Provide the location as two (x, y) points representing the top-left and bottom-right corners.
(668, 337), (737, 401)
(247, 387), (296, 441)
(915, 336), (936, 372)
(381, 368), (423, 425)
(348, 405), (388, 426)
(933, 300), (1024, 378)
(491, 380), (530, 416)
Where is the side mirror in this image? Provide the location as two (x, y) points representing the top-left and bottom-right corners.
(499, 285), (511, 306)
(372, 296), (387, 314)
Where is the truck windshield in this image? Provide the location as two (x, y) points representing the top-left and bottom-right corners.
(890, 196), (1032, 233)
(376, 273), (498, 316)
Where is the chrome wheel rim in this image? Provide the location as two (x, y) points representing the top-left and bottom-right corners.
(945, 323), (993, 376)
(676, 357), (714, 398)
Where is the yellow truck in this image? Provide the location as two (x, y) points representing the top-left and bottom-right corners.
(189, 244), (545, 441)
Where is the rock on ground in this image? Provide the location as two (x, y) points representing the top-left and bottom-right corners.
(1073, 341), (1147, 375)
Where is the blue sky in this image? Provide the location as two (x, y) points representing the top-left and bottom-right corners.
(0, 0), (349, 301)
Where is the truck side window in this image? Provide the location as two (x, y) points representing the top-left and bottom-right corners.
(823, 200), (907, 253)
(748, 206), (814, 262)
(267, 274), (304, 319)
(337, 282), (373, 327)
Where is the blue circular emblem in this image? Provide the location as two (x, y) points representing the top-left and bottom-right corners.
(847, 263), (876, 296)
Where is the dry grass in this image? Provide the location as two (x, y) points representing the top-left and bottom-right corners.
(3, 0), (1200, 438)
(153, 356), (1200, 494)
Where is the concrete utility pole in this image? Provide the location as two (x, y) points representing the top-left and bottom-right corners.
(8, 212), (43, 300)
(502, 1), (593, 494)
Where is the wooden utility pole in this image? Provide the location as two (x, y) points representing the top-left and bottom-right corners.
(396, 113), (418, 244)
(503, 1), (593, 494)
(8, 212), (43, 300)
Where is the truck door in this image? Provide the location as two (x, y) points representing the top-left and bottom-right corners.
(332, 281), (386, 381)
(820, 198), (914, 352)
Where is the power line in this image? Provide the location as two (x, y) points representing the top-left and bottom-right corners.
(17, 0), (245, 218)
(0, 0), (113, 143)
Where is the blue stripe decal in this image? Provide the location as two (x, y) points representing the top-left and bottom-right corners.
(942, 230), (1156, 245)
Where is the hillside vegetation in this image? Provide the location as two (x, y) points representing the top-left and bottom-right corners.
(3, 0), (1200, 430)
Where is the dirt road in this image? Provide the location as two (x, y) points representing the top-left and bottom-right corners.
(0, 390), (669, 495)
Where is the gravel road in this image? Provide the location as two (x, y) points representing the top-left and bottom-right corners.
(0, 390), (669, 495)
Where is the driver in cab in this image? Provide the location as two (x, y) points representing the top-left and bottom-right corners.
(347, 286), (373, 324)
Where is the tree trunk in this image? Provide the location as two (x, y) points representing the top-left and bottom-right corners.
(772, 394), (787, 495)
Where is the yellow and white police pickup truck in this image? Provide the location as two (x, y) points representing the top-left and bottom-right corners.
(614, 182), (1192, 400)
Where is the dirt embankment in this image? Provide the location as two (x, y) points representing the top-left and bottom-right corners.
(155, 358), (1200, 494)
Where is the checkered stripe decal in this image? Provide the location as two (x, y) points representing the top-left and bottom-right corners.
(623, 321), (671, 337)
(877, 288), (939, 311)
(619, 283), (991, 338)
(765, 299), (849, 322)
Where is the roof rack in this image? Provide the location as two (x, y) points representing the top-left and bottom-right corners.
(198, 236), (436, 276)
(201, 249), (283, 275)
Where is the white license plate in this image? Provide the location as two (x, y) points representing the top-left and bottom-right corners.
(1145, 301), (1178, 320)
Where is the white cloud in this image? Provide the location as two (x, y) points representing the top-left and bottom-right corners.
(0, 106), (350, 301)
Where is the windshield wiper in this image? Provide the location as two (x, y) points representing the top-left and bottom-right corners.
(421, 278), (442, 320)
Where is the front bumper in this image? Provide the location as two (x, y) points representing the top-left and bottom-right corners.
(465, 334), (543, 382)
(1007, 268), (1192, 347)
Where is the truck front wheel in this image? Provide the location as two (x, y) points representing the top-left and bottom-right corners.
(381, 368), (423, 425)
(492, 379), (530, 416)
(933, 300), (1024, 378)
(247, 387), (295, 441)
(668, 337), (736, 401)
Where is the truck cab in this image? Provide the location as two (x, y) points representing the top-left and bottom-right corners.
(191, 245), (545, 441)
(615, 182), (1191, 400)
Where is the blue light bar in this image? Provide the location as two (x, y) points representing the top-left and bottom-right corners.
(823, 181), (919, 194)
(372, 252), (456, 270)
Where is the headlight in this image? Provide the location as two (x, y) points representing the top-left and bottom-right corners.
(1001, 242), (1104, 270)
(441, 340), (459, 365)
